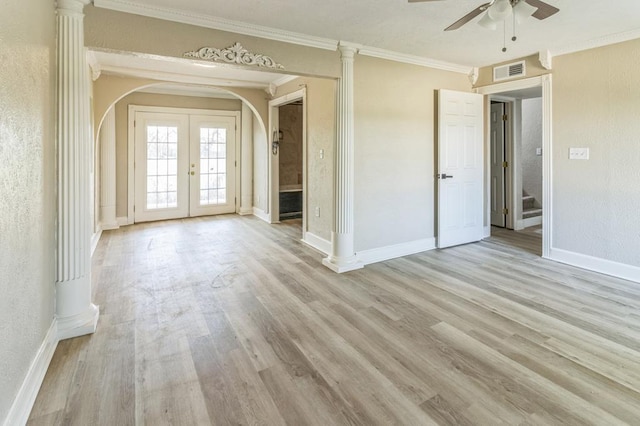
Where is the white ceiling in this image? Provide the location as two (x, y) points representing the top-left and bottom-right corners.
(95, 0), (640, 68)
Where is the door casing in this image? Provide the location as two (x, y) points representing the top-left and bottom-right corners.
(127, 105), (241, 223)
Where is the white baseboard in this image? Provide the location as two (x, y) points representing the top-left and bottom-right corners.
(90, 228), (102, 257)
(517, 216), (542, 229)
(252, 207), (270, 223)
(239, 207), (253, 216)
(117, 216), (130, 227)
(302, 232), (331, 255)
(101, 221), (120, 231)
(356, 237), (436, 266)
(3, 320), (58, 426)
(57, 304), (100, 341)
(483, 226), (491, 238)
(549, 247), (640, 284)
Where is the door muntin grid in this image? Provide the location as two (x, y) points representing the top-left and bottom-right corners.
(199, 127), (228, 205)
(145, 125), (178, 210)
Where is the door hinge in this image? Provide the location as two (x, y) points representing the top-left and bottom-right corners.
(235, 161), (237, 167)
(502, 114), (508, 121)
(502, 208), (509, 215)
(502, 161), (508, 168)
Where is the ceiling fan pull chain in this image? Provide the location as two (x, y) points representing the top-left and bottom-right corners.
(502, 20), (507, 52)
(512, 12), (518, 41)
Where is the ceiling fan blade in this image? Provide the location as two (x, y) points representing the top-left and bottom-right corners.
(524, 0), (560, 20)
(444, 3), (491, 31)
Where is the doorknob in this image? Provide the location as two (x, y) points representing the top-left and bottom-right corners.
(189, 171), (195, 176)
(439, 173), (454, 179)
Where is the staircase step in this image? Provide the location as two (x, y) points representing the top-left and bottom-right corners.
(522, 195), (535, 210)
(523, 208), (542, 219)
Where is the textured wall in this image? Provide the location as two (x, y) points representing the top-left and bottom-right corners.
(354, 55), (470, 251)
(0, 0), (56, 421)
(553, 39), (640, 266)
(276, 77), (336, 241)
(278, 104), (304, 187)
(113, 92), (242, 217)
(521, 97), (543, 208)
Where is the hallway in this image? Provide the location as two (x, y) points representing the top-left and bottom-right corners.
(29, 216), (640, 425)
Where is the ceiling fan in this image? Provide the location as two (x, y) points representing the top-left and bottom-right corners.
(409, 0), (559, 32)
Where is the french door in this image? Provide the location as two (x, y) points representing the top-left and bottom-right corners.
(134, 110), (237, 223)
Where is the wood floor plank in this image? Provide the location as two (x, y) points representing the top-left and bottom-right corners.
(28, 216), (640, 425)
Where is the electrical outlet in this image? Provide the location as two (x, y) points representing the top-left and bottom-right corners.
(319, 149), (324, 159)
(315, 207), (320, 217)
(569, 147), (589, 160)
(536, 147), (542, 156)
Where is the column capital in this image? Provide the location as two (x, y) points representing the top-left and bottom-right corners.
(338, 41), (361, 59)
(57, 0), (91, 15)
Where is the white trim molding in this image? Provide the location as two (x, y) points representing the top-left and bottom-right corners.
(117, 216), (130, 227)
(356, 238), (436, 266)
(302, 233), (331, 256)
(93, 0), (474, 74)
(93, 0), (338, 51)
(538, 50), (552, 70)
(3, 321), (59, 426)
(252, 207), (270, 223)
(91, 228), (103, 256)
(357, 46), (472, 74)
(476, 74), (553, 259)
(549, 248), (640, 284)
(549, 28), (640, 59)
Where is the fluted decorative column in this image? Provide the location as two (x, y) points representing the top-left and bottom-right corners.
(56, 0), (99, 340)
(322, 43), (363, 273)
(240, 102), (254, 215)
(100, 107), (119, 229)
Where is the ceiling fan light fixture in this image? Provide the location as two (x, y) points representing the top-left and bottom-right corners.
(513, 0), (537, 23)
(478, 12), (498, 30)
(487, 0), (513, 21)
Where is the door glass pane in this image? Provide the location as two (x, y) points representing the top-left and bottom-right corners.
(146, 125), (178, 209)
(199, 126), (227, 205)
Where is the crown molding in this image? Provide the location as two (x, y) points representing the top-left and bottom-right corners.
(272, 74), (298, 87)
(93, 0), (339, 51)
(549, 28), (640, 58)
(93, 0), (474, 75)
(357, 46), (472, 75)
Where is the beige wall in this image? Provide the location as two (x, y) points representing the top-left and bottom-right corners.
(354, 55), (471, 251)
(475, 54), (549, 88)
(0, 0), (56, 421)
(276, 76), (337, 241)
(84, 5), (341, 79)
(114, 92), (242, 217)
(552, 39), (640, 266)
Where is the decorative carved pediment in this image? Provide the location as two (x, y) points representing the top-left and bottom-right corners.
(184, 42), (284, 69)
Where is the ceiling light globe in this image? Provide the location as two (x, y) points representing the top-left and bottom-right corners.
(488, 0), (513, 21)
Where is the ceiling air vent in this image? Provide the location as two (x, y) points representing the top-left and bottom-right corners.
(493, 60), (526, 82)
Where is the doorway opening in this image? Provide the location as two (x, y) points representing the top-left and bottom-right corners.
(268, 88), (307, 238)
(485, 84), (545, 255)
(130, 105), (240, 223)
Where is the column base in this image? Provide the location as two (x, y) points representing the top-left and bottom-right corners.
(57, 303), (99, 341)
(322, 256), (364, 274)
(239, 207), (253, 216)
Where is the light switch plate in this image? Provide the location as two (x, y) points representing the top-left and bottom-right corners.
(536, 147), (542, 156)
(569, 147), (589, 160)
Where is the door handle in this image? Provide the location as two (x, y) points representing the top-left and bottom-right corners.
(439, 173), (454, 179)
(189, 171), (195, 176)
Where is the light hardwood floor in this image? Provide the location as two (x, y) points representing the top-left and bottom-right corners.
(28, 216), (640, 425)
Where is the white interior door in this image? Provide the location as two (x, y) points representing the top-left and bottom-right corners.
(134, 112), (189, 222)
(490, 102), (507, 227)
(189, 115), (237, 216)
(437, 89), (484, 248)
